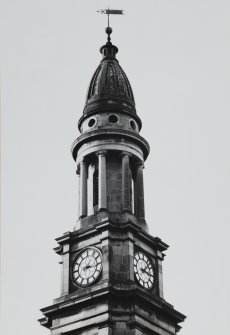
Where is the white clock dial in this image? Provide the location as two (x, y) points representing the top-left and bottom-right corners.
(134, 252), (154, 289)
(73, 247), (102, 287)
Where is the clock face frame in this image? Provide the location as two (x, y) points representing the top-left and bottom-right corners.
(72, 247), (102, 287)
(134, 251), (154, 289)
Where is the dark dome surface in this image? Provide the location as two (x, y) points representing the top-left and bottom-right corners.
(83, 42), (136, 116)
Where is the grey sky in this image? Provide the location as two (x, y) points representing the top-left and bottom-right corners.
(1, 1), (230, 334)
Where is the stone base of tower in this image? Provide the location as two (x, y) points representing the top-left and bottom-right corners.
(39, 287), (184, 335)
(39, 216), (185, 335)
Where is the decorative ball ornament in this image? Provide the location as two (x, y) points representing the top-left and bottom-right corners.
(134, 252), (154, 289)
(105, 26), (113, 35)
(72, 248), (102, 287)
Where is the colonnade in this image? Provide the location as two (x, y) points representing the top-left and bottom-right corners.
(76, 151), (145, 221)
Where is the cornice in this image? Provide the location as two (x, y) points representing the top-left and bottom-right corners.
(71, 128), (150, 161)
(39, 285), (186, 329)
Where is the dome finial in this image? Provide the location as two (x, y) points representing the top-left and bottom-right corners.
(105, 26), (113, 44)
(97, 9), (124, 44)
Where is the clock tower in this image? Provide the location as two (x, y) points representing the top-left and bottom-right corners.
(39, 26), (186, 335)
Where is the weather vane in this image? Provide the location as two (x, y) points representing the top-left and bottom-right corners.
(97, 9), (124, 28)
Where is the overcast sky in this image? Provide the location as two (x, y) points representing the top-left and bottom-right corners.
(1, 1), (230, 334)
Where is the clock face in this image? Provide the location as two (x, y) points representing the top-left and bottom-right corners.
(72, 247), (102, 287)
(134, 252), (154, 289)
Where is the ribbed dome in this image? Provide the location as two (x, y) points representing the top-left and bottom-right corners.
(83, 41), (136, 116)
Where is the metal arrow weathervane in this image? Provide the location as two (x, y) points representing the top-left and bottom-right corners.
(97, 9), (124, 27)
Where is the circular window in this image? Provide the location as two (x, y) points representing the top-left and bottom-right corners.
(88, 118), (96, 128)
(109, 114), (118, 123)
(130, 120), (136, 130)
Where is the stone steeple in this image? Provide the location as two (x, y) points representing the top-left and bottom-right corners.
(72, 27), (149, 232)
(39, 26), (186, 335)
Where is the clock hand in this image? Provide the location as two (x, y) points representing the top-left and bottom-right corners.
(141, 267), (151, 276)
(144, 270), (151, 276)
(85, 258), (91, 266)
(83, 263), (96, 271)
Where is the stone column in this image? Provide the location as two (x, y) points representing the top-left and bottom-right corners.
(76, 164), (80, 220)
(87, 164), (95, 215)
(134, 161), (145, 220)
(79, 159), (87, 218)
(121, 151), (132, 212)
(97, 150), (107, 211)
(131, 179), (135, 214)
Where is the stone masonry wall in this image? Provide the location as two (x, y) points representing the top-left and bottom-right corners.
(107, 154), (122, 212)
